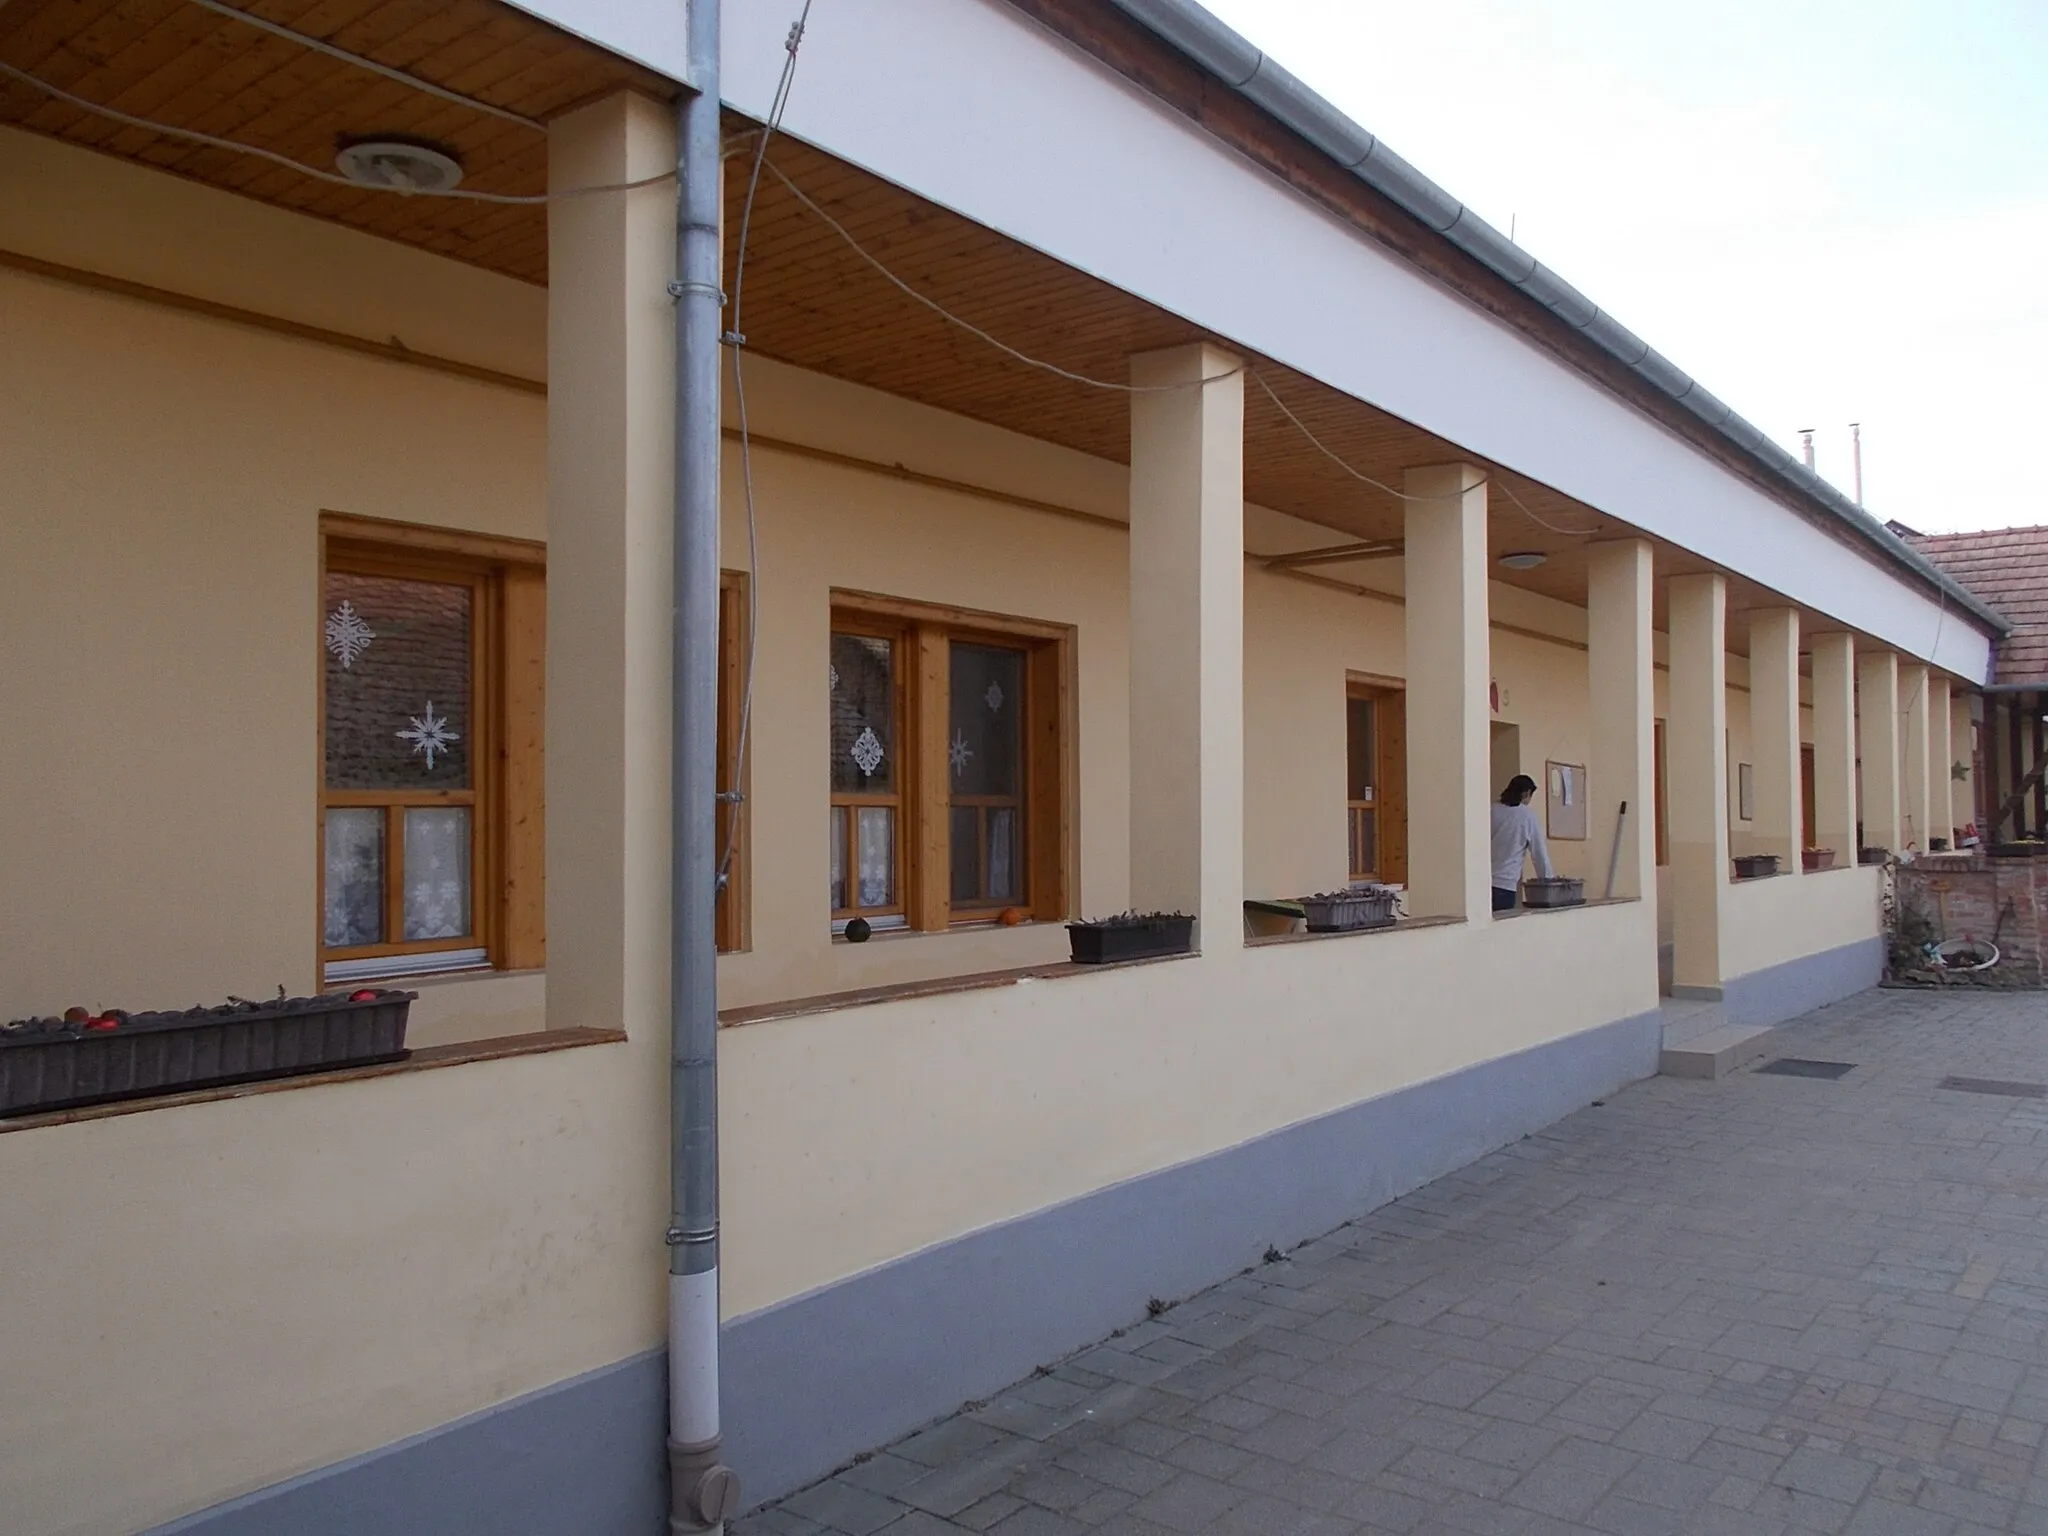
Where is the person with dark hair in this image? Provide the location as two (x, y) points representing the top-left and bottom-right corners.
(1490, 773), (1554, 912)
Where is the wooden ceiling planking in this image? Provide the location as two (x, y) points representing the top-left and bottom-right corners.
(0, 0), (670, 284)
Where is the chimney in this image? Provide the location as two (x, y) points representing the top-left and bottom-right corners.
(1799, 429), (1816, 470)
(1850, 422), (1863, 506)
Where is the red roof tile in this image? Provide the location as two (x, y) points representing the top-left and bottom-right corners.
(1909, 526), (2048, 685)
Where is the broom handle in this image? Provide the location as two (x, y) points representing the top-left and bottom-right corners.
(1603, 800), (1629, 901)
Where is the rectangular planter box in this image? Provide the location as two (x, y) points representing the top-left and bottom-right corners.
(1989, 842), (2046, 860)
(1301, 888), (1397, 933)
(0, 991), (414, 1117)
(1521, 877), (1585, 908)
(1802, 848), (1837, 872)
(1859, 847), (1889, 866)
(1733, 854), (1781, 880)
(1067, 916), (1195, 965)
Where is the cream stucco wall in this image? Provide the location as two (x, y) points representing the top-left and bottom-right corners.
(1721, 864), (1882, 982)
(0, 265), (546, 1028)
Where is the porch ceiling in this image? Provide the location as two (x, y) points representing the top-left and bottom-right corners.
(732, 133), (1809, 639)
(0, 0), (1824, 649)
(0, 0), (665, 283)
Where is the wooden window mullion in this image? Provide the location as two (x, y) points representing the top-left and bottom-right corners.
(910, 625), (950, 929)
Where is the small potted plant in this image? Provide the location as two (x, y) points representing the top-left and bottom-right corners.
(0, 988), (415, 1118)
(1732, 853), (1780, 880)
(1301, 886), (1398, 932)
(1802, 847), (1836, 872)
(1066, 912), (1196, 964)
(1858, 846), (1889, 865)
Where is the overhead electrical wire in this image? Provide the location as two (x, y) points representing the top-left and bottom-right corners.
(178, 0), (545, 131)
(0, 61), (665, 203)
(717, 1), (818, 900)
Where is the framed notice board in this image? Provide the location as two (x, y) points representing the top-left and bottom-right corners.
(1546, 761), (1588, 841)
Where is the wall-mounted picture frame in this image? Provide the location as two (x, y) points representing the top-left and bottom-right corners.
(1546, 760), (1588, 841)
(1737, 762), (1755, 822)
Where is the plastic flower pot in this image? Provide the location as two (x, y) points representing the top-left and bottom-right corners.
(0, 990), (414, 1117)
(1520, 877), (1585, 908)
(1066, 914), (1195, 964)
(1733, 854), (1780, 880)
(1802, 848), (1836, 872)
(1301, 887), (1398, 932)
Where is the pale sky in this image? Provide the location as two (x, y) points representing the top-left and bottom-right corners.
(1200, 0), (2047, 534)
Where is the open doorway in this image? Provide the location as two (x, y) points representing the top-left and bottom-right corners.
(1489, 721), (1521, 802)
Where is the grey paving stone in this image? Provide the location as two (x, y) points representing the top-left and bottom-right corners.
(1121, 1471), (1251, 1532)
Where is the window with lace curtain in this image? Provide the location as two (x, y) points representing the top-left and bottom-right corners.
(828, 593), (1073, 933)
(319, 516), (545, 983)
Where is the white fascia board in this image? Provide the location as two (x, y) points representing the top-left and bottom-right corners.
(512, 0), (1991, 684)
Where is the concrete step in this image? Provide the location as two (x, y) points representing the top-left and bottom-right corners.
(1659, 1023), (1777, 1080)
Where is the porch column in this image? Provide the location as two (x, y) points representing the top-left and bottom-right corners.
(1901, 662), (1932, 852)
(545, 92), (677, 1030)
(1749, 607), (1803, 868)
(1588, 539), (1655, 901)
(1928, 674), (1954, 847)
(1403, 464), (1490, 921)
(1128, 343), (1244, 952)
(1858, 651), (1902, 854)
(1810, 632), (1858, 861)
(1667, 573), (1728, 989)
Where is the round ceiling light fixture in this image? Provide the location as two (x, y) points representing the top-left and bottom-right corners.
(335, 138), (464, 194)
(1497, 551), (1548, 571)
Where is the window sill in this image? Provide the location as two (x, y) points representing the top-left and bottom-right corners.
(830, 918), (1050, 946)
(0, 1026), (625, 1136)
(1246, 914), (1464, 947)
(720, 950), (1197, 1028)
(1493, 895), (1640, 920)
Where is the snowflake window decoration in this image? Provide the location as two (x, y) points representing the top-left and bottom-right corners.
(849, 725), (884, 778)
(397, 702), (461, 771)
(324, 601), (376, 669)
(828, 663), (840, 694)
(985, 681), (1004, 713)
(949, 729), (974, 777)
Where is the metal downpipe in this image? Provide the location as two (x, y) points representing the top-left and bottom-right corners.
(669, 0), (736, 1528)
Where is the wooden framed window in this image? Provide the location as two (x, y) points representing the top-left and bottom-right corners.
(319, 514), (544, 983)
(1345, 680), (1407, 884)
(829, 593), (1073, 931)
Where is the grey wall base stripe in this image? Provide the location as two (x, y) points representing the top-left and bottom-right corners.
(147, 1350), (667, 1536)
(1720, 936), (1883, 1028)
(147, 1008), (1664, 1533)
(721, 1006), (1663, 1506)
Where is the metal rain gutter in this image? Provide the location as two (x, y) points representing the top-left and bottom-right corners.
(1101, 0), (2007, 639)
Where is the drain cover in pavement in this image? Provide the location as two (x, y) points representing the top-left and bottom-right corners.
(1939, 1076), (2048, 1098)
(1756, 1058), (1856, 1079)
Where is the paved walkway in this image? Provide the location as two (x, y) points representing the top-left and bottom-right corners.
(737, 988), (2048, 1536)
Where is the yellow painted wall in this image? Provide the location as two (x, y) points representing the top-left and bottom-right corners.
(1721, 864), (1882, 980)
(721, 897), (1656, 1315)
(0, 265), (546, 1030)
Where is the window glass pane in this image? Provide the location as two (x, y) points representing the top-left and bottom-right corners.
(988, 807), (1020, 901)
(830, 808), (847, 912)
(949, 643), (1024, 797)
(324, 808), (385, 946)
(325, 572), (472, 790)
(1351, 807), (1378, 878)
(403, 807), (472, 941)
(830, 633), (895, 793)
(1346, 696), (1376, 802)
(856, 806), (894, 908)
(951, 804), (979, 902)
